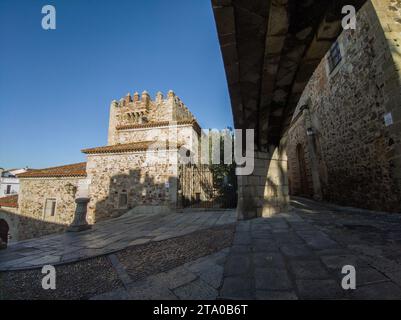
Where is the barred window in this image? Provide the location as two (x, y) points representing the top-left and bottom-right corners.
(328, 41), (342, 73)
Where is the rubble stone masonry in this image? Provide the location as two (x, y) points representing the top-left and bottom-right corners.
(108, 90), (197, 146)
(86, 151), (178, 222)
(0, 206), (19, 242)
(16, 177), (83, 239)
(284, 0), (401, 212)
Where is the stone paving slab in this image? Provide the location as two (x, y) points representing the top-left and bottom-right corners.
(219, 275), (253, 300)
(4, 197), (401, 300)
(91, 248), (229, 300)
(218, 198), (401, 300)
(347, 281), (401, 300)
(0, 210), (236, 271)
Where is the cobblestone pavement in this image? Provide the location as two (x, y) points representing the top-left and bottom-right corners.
(0, 255), (122, 300)
(91, 248), (231, 300)
(0, 224), (234, 300)
(0, 210), (236, 271)
(89, 224), (234, 300)
(90, 197), (401, 300)
(3, 198), (401, 299)
(219, 197), (401, 300)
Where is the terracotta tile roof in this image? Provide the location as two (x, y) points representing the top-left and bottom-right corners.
(0, 195), (18, 208)
(116, 119), (201, 133)
(82, 141), (184, 154)
(17, 162), (87, 178)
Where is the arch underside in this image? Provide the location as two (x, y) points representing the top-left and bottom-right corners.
(212, 0), (367, 149)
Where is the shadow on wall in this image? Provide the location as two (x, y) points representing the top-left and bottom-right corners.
(2, 164), (234, 243)
(90, 168), (177, 223)
(239, 144), (288, 219)
(1, 169), (177, 243)
(291, 142), (314, 198)
(280, 2), (401, 212)
(381, 4), (401, 211)
(0, 210), (69, 244)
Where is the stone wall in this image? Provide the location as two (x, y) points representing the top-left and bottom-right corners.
(116, 125), (199, 152)
(86, 150), (179, 222)
(284, 0), (401, 212)
(237, 147), (289, 219)
(283, 114), (314, 198)
(16, 177), (83, 239)
(151, 93), (194, 122)
(0, 207), (19, 242)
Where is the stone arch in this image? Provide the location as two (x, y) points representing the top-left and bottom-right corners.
(0, 219), (9, 244)
(0, 211), (19, 242)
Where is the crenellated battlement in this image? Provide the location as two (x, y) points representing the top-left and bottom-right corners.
(108, 90), (199, 145)
(111, 90), (195, 122)
(114, 90), (153, 109)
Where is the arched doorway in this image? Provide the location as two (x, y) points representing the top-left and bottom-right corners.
(296, 144), (308, 196)
(0, 219), (9, 244)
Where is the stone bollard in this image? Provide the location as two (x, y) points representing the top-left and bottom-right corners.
(67, 198), (92, 232)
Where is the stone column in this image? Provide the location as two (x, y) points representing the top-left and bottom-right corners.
(237, 147), (289, 220)
(67, 198), (92, 232)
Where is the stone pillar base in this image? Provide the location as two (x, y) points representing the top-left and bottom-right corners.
(67, 224), (92, 232)
(237, 148), (289, 220)
(67, 198), (92, 233)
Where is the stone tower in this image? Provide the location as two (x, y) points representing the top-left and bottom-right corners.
(108, 90), (197, 146)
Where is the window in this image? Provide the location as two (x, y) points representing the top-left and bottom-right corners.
(44, 198), (57, 217)
(118, 192), (128, 209)
(328, 41), (342, 74)
(6, 185), (11, 195)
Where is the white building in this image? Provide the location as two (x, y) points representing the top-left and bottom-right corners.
(0, 168), (29, 196)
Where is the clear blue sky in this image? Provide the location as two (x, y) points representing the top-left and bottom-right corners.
(0, 0), (232, 169)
